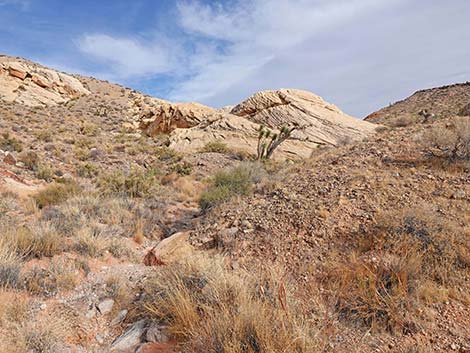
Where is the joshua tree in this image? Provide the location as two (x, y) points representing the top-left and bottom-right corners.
(257, 124), (299, 160)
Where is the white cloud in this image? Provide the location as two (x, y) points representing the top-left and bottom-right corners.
(77, 34), (177, 78)
(74, 0), (470, 116)
(169, 0), (397, 102)
(0, 0), (30, 10)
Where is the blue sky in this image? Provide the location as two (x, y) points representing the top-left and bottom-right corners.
(1, 0), (469, 117)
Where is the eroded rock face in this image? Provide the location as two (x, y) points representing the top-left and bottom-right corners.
(231, 89), (377, 145)
(127, 95), (216, 135)
(0, 56), (90, 106)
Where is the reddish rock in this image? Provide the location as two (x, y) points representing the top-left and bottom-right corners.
(3, 152), (16, 165)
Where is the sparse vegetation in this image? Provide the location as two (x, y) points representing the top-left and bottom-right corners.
(422, 117), (470, 161)
(97, 168), (159, 198)
(199, 162), (265, 210)
(257, 124), (298, 160)
(141, 255), (318, 353)
(33, 181), (81, 208)
(0, 131), (23, 152)
(201, 140), (229, 153)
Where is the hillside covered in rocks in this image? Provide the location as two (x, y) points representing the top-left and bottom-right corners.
(0, 55), (469, 353)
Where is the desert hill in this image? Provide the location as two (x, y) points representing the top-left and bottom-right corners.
(365, 82), (470, 125)
(0, 55), (469, 353)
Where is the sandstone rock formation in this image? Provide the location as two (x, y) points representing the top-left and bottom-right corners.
(127, 94), (216, 135)
(127, 89), (377, 159)
(0, 55), (90, 106)
(231, 89), (377, 145)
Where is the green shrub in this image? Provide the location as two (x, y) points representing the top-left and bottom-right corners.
(199, 163), (265, 210)
(0, 132), (23, 152)
(98, 168), (159, 198)
(171, 162), (193, 175)
(76, 162), (100, 178)
(37, 163), (54, 181)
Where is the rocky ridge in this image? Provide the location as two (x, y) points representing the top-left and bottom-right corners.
(0, 56), (90, 106)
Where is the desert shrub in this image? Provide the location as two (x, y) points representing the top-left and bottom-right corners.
(323, 208), (470, 333)
(36, 163), (54, 181)
(73, 146), (91, 161)
(98, 168), (159, 198)
(199, 162), (266, 210)
(79, 122), (100, 136)
(0, 132), (23, 152)
(421, 117), (470, 161)
(33, 182), (81, 208)
(76, 162), (100, 178)
(391, 115), (415, 127)
(140, 255), (317, 353)
(22, 258), (77, 296)
(18, 151), (39, 170)
(74, 227), (109, 258)
(155, 147), (182, 163)
(171, 161), (193, 176)
(201, 140), (229, 153)
(35, 129), (53, 142)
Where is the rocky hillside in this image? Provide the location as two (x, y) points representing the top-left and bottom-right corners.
(0, 54), (469, 353)
(365, 82), (470, 125)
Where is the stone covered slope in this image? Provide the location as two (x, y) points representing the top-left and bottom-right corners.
(365, 82), (470, 125)
(0, 55), (90, 106)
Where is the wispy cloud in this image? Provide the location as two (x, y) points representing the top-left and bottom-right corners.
(72, 0), (470, 115)
(76, 34), (179, 78)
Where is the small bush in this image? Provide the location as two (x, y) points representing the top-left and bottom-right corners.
(422, 117), (470, 161)
(171, 161), (193, 176)
(35, 129), (53, 142)
(76, 162), (100, 178)
(201, 140), (229, 153)
(0, 132), (23, 152)
(33, 182), (81, 209)
(199, 163), (265, 210)
(98, 168), (159, 198)
(36, 163), (54, 181)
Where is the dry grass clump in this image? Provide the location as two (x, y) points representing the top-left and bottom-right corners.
(199, 162), (266, 210)
(33, 181), (81, 209)
(4, 223), (64, 259)
(201, 140), (229, 153)
(0, 291), (30, 327)
(141, 256), (317, 353)
(323, 208), (469, 333)
(23, 258), (78, 296)
(422, 117), (470, 161)
(98, 168), (159, 198)
(0, 243), (22, 288)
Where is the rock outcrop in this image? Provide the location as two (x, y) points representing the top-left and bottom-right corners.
(231, 89), (377, 145)
(126, 89), (377, 159)
(0, 55), (90, 106)
(127, 95), (216, 135)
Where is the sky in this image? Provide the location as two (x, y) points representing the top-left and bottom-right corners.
(0, 0), (469, 117)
